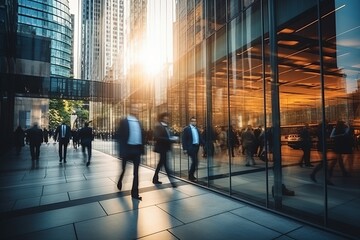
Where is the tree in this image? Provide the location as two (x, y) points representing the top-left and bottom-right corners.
(49, 99), (89, 130)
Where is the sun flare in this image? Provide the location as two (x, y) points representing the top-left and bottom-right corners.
(141, 46), (163, 75)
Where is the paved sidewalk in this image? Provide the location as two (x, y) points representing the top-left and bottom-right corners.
(0, 143), (348, 239)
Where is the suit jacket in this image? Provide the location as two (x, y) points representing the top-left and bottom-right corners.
(241, 129), (256, 149)
(79, 126), (93, 145)
(153, 122), (173, 153)
(116, 117), (145, 158)
(182, 125), (204, 154)
(27, 126), (43, 145)
(54, 124), (71, 143)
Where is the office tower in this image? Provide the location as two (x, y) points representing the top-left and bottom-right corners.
(18, 0), (72, 78)
(15, 0), (72, 129)
(81, 0), (125, 82)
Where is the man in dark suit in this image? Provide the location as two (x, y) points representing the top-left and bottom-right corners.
(152, 112), (178, 187)
(299, 123), (313, 167)
(79, 122), (94, 166)
(14, 125), (25, 154)
(182, 116), (204, 181)
(27, 123), (43, 160)
(116, 107), (145, 200)
(54, 121), (71, 163)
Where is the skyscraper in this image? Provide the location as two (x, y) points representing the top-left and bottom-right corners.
(14, 0), (73, 129)
(18, 0), (72, 77)
(81, 0), (125, 82)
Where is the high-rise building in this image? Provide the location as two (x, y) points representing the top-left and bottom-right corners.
(0, 0), (73, 151)
(81, 0), (126, 135)
(13, 0), (72, 130)
(70, 14), (75, 78)
(125, 0), (147, 101)
(81, 0), (125, 82)
(18, 0), (72, 78)
(81, 0), (101, 81)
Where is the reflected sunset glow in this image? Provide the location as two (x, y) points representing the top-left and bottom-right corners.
(141, 0), (174, 76)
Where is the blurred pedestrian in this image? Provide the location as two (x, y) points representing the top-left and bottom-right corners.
(13, 125), (25, 154)
(54, 121), (71, 163)
(310, 120), (333, 185)
(43, 128), (49, 145)
(299, 123), (313, 167)
(182, 116), (204, 181)
(72, 128), (79, 149)
(116, 107), (145, 200)
(152, 112), (178, 187)
(241, 125), (256, 166)
(328, 120), (350, 177)
(79, 122), (94, 166)
(27, 123), (43, 160)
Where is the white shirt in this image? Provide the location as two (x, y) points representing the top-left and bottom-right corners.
(62, 125), (66, 138)
(127, 115), (142, 145)
(190, 125), (199, 144)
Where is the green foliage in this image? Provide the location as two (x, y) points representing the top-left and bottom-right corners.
(48, 99), (89, 130)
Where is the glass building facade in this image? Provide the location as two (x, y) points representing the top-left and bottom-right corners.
(1, 0), (359, 238)
(16, 0), (71, 128)
(91, 0), (359, 238)
(18, 0), (72, 77)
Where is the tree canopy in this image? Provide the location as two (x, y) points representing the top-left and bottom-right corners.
(49, 99), (89, 130)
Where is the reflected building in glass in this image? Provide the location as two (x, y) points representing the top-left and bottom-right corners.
(112, 0), (359, 237)
(1, 0), (359, 238)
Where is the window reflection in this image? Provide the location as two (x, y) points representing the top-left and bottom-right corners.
(90, 0), (360, 236)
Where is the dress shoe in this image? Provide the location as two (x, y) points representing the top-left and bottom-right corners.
(283, 188), (295, 196)
(117, 181), (122, 191)
(152, 180), (162, 184)
(86, 161), (90, 166)
(131, 195), (142, 200)
(189, 176), (197, 182)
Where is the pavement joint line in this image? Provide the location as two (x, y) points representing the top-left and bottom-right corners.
(0, 182), (185, 221)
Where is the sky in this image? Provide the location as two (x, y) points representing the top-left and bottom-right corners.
(69, 0), (79, 15)
(66, 0), (175, 79)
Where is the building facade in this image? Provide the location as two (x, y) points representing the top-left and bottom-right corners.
(81, 0), (125, 82)
(14, 0), (72, 130)
(81, 0), (102, 81)
(81, 0), (126, 136)
(0, 0), (72, 136)
(92, 0), (359, 237)
(1, 0), (359, 238)
(18, 0), (72, 78)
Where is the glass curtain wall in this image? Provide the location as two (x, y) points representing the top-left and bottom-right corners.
(227, 1), (269, 203)
(91, 0), (359, 237)
(320, 0), (360, 234)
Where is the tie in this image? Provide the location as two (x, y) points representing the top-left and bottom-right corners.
(62, 125), (65, 138)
